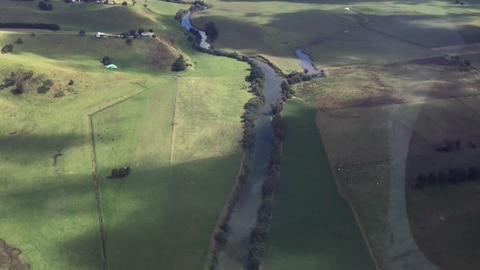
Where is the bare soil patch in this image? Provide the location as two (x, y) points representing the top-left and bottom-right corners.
(0, 240), (30, 270)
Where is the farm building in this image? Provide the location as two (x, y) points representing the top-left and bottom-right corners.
(141, 32), (156, 38)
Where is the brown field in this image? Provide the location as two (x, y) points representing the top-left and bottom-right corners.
(296, 59), (480, 269)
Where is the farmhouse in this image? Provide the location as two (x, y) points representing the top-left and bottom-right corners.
(95, 32), (106, 38)
(141, 32), (155, 38)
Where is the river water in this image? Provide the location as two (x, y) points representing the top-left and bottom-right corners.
(181, 13), (211, 49)
(217, 60), (284, 270)
(295, 49), (322, 75)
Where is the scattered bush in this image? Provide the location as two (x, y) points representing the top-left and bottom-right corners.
(38, 1), (53, 11)
(102, 56), (112, 65)
(108, 166), (131, 179)
(11, 82), (24, 95)
(171, 55), (187, 71)
(53, 91), (65, 98)
(2, 44), (13, 54)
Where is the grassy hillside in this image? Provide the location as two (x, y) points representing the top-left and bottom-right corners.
(0, 1), (252, 269)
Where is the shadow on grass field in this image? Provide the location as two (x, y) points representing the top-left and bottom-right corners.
(99, 154), (243, 269)
(262, 99), (374, 270)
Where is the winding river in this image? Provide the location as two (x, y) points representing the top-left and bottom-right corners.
(180, 15), (316, 269)
(181, 13), (211, 49)
(217, 59), (284, 270)
(295, 49), (322, 75)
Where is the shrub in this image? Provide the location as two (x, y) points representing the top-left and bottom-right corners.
(11, 82), (24, 95)
(1, 44), (13, 54)
(108, 166), (131, 179)
(102, 56), (112, 65)
(171, 55), (187, 71)
(53, 91), (65, 98)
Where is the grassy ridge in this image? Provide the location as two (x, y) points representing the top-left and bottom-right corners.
(262, 99), (374, 270)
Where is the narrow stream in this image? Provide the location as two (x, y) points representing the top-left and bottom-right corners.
(217, 60), (284, 270)
(295, 49), (322, 76)
(181, 13), (211, 49)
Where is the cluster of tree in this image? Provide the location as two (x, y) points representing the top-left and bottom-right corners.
(241, 98), (261, 152)
(171, 54), (187, 71)
(280, 81), (295, 101)
(121, 28), (155, 38)
(204, 21), (218, 42)
(412, 166), (480, 189)
(1, 44), (13, 54)
(285, 71), (316, 84)
(37, 79), (54, 94)
(241, 61), (265, 152)
(38, 1), (54, 11)
(246, 98), (287, 269)
(108, 166), (131, 179)
(174, 9), (189, 22)
(1, 71), (34, 95)
(449, 55), (472, 71)
(0, 23), (60, 31)
(437, 139), (476, 152)
(208, 163), (250, 270)
(101, 56), (112, 65)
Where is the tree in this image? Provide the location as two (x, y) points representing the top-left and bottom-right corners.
(15, 38), (23, 45)
(464, 59), (472, 67)
(125, 38), (132, 45)
(1, 44), (13, 54)
(102, 56), (112, 65)
(204, 21), (218, 42)
(171, 55), (187, 71)
(138, 28), (145, 35)
(79, 30), (85, 36)
(38, 1), (53, 11)
(122, 1), (127, 6)
(128, 29), (136, 37)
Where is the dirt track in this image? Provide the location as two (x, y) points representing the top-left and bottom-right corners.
(431, 42), (480, 56)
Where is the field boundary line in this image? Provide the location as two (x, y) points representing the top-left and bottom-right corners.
(86, 84), (161, 270)
(313, 107), (381, 270)
(203, 153), (248, 270)
(169, 77), (179, 165)
(87, 113), (109, 270)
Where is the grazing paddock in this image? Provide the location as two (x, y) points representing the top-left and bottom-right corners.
(100, 154), (243, 270)
(262, 99), (374, 270)
(313, 95), (480, 269)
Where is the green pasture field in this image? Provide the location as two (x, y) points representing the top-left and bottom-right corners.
(0, 1), (252, 269)
(100, 154), (242, 270)
(190, 0), (480, 72)
(0, 0), (158, 32)
(0, 55), (150, 269)
(262, 99), (374, 270)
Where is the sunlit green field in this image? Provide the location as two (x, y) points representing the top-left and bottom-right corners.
(0, 1), (251, 269)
